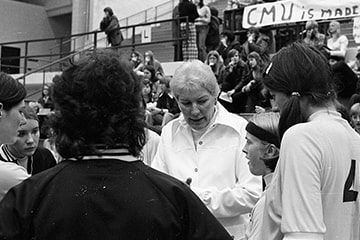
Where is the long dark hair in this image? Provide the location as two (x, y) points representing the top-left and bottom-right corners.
(0, 72), (26, 111)
(263, 42), (336, 139)
(52, 50), (146, 159)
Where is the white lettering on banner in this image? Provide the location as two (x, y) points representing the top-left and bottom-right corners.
(242, 0), (360, 29)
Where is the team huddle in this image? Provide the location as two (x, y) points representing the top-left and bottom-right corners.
(0, 42), (359, 240)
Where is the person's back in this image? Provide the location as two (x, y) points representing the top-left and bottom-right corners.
(264, 111), (360, 239)
(1, 159), (231, 239)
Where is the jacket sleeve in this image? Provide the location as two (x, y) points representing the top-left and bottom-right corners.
(103, 17), (120, 34)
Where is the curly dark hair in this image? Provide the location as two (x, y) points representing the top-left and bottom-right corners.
(52, 50), (146, 159)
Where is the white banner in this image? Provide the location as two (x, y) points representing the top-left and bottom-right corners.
(242, 0), (360, 29)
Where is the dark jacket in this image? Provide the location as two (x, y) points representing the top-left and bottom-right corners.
(100, 15), (123, 46)
(221, 60), (250, 93)
(179, 0), (199, 23)
(0, 159), (233, 240)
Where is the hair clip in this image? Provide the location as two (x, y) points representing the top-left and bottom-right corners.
(291, 92), (301, 97)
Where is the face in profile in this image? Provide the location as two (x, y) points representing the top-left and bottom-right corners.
(0, 101), (26, 145)
(176, 87), (216, 131)
(242, 133), (269, 176)
(350, 103), (360, 133)
(9, 118), (40, 157)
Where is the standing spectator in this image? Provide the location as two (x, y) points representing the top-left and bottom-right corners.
(0, 50), (234, 240)
(179, 0), (199, 60)
(172, 0), (183, 61)
(0, 72), (28, 201)
(206, 7), (222, 52)
(100, 7), (123, 47)
(220, 49), (250, 113)
(1, 105), (56, 175)
(327, 20), (348, 60)
(240, 27), (270, 64)
(243, 112), (280, 240)
(205, 50), (226, 86)
(217, 30), (243, 65)
(194, 0), (211, 62)
(302, 20), (326, 48)
(152, 60), (262, 240)
(261, 42), (360, 240)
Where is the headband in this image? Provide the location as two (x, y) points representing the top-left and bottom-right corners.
(245, 121), (280, 148)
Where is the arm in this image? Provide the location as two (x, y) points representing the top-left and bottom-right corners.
(195, 6), (211, 24)
(191, 124), (262, 218)
(0, 163), (29, 201)
(103, 17), (120, 34)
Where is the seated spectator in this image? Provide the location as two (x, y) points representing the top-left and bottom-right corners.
(219, 49), (250, 113)
(147, 77), (180, 128)
(240, 27), (270, 64)
(144, 50), (164, 77)
(348, 52), (360, 77)
(0, 50), (233, 240)
(0, 72), (28, 202)
(326, 20), (348, 61)
(37, 83), (54, 111)
(1, 105), (56, 175)
(242, 51), (271, 113)
(217, 30), (243, 65)
(129, 50), (144, 76)
(143, 65), (160, 102)
(329, 55), (358, 101)
(302, 20), (326, 48)
(205, 50), (226, 86)
(349, 93), (360, 134)
(243, 112), (280, 240)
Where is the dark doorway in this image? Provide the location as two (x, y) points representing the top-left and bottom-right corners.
(1, 46), (21, 74)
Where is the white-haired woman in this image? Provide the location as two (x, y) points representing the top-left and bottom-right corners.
(152, 60), (262, 240)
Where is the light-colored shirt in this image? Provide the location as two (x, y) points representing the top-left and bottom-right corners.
(142, 129), (160, 166)
(245, 173), (273, 240)
(152, 103), (262, 240)
(261, 110), (360, 240)
(195, 5), (211, 26)
(0, 161), (29, 201)
(327, 35), (349, 58)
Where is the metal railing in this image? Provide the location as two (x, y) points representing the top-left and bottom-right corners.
(119, 0), (176, 39)
(0, 17), (188, 97)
